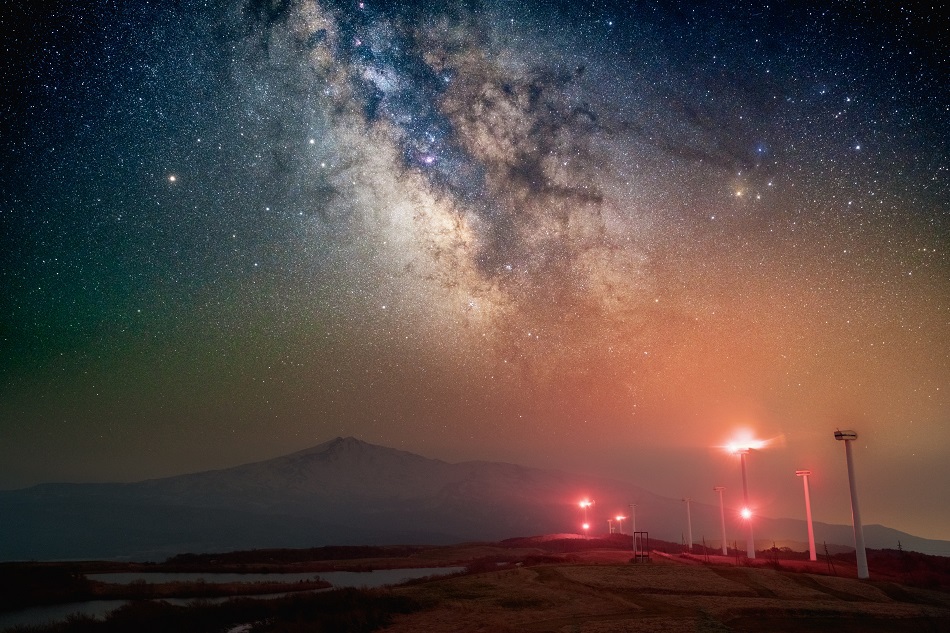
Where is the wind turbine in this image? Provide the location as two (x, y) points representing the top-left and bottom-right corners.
(834, 430), (868, 579)
(795, 470), (817, 562)
(713, 486), (727, 555)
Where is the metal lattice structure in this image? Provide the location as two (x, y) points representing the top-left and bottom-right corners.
(633, 531), (650, 562)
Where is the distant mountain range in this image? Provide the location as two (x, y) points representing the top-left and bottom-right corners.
(2, 437), (947, 560)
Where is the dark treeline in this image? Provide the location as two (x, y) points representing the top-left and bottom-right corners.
(6, 587), (420, 633)
(0, 565), (329, 613)
(165, 545), (423, 566)
(0, 566), (91, 612)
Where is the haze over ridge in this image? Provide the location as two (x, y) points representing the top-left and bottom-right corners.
(2, 437), (947, 561)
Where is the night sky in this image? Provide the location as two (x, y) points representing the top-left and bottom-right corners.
(2, 1), (948, 541)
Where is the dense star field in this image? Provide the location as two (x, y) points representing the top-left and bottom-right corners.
(1, 1), (947, 541)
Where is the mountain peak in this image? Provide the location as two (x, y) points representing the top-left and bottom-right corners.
(330, 436), (368, 449)
(281, 437), (433, 467)
(321, 436), (379, 457)
(285, 436), (374, 458)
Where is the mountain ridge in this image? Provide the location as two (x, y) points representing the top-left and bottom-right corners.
(1, 437), (947, 560)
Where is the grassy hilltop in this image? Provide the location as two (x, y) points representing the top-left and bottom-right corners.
(4, 535), (950, 632)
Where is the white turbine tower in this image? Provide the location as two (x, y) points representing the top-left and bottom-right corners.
(629, 503), (637, 552)
(834, 430), (868, 579)
(796, 470), (817, 562)
(579, 500), (594, 539)
(682, 497), (693, 553)
(713, 486), (728, 556)
(735, 447), (756, 559)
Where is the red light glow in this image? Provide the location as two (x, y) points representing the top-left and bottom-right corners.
(721, 428), (785, 454)
(582, 523), (589, 530)
(740, 507), (752, 519)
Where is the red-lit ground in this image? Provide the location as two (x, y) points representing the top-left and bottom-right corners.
(383, 545), (950, 632)
(4, 537), (949, 632)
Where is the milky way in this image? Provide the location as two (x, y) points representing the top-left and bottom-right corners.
(1, 1), (947, 539)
